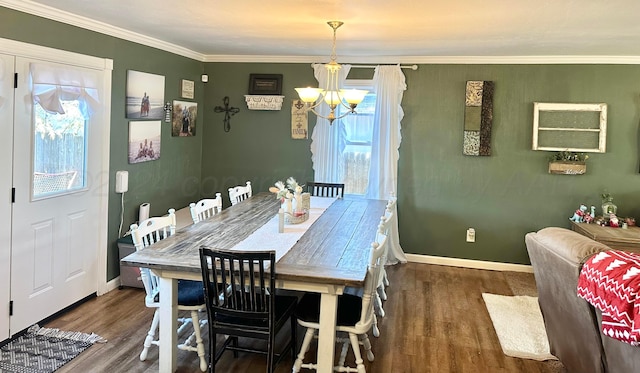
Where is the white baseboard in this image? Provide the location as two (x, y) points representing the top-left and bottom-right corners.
(99, 277), (121, 295)
(405, 253), (533, 273)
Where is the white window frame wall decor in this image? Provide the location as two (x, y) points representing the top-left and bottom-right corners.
(532, 102), (607, 153)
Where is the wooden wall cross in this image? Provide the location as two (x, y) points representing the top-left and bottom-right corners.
(214, 96), (240, 132)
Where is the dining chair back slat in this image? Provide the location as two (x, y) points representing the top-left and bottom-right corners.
(305, 181), (344, 198)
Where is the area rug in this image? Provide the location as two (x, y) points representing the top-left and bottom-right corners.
(0, 325), (106, 373)
(482, 293), (557, 361)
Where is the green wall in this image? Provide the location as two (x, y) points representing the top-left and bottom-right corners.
(204, 63), (640, 265)
(4, 6), (640, 282)
(200, 63), (316, 202)
(401, 64), (640, 263)
(1, 7), (205, 280)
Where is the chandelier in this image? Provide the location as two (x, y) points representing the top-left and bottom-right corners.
(295, 21), (368, 124)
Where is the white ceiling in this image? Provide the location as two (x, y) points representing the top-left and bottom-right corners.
(4, 0), (640, 63)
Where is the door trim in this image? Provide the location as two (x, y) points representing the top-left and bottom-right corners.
(0, 37), (113, 297)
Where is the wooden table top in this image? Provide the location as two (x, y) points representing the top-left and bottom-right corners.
(570, 220), (640, 249)
(121, 193), (387, 288)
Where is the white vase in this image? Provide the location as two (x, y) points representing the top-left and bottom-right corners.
(285, 198), (292, 214)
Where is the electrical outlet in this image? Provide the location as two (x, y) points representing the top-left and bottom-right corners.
(466, 228), (475, 243)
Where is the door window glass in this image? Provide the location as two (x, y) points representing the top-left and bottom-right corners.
(32, 100), (87, 198)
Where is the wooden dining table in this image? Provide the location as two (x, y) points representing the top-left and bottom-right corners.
(121, 192), (387, 373)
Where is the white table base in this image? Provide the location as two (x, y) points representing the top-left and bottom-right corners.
(157, 270), (343, 373)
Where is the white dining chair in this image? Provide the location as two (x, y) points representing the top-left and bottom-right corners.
(190, 192), (223, 224)
(370, 211), (393, 338)
(292, 232), (388, 373)
(381, 196), (397, 290)
(228, 181), (252, 206)
(130, 209), (208, 372)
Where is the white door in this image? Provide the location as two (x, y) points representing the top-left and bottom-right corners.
(9, 57), (104, 334)
(0, 53), (15, 341)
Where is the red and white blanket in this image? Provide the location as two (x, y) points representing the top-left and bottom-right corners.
(577, 250), (640, 345)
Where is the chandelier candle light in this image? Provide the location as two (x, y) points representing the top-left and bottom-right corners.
(294, 21), (368, 124)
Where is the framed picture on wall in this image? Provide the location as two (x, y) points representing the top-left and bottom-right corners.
(172, 100), (198, 137)
(181, 79), (194, 99)
(248, 74), (283, 95)
(128, 121), (161, 163)
(126, 70), (165, 119)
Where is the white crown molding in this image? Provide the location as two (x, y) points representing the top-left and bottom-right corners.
(204, 54), (640, 65)
(202, 55), (321, 63)
(0, 0), (206, 61)
(405, 253), (534, 273)
(4, 0), (640, 65)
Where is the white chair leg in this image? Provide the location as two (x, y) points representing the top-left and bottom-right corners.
(377, 282), (388, 301)
(362, 334), (374, 362)
(190, 310), (208, 372)
(348, 333), (366, 373)
(337, 336), (350, 368)
(382, 267), (389, 287)
(293, 327), (316, 373)
(373, 292), (385, 318)
(140, 309), (160, 361)
(372, 314), (380, 338)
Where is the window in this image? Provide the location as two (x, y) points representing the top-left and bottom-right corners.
(339, 80), (375, 194)
(532, 102), (607, 153)
(32, 100), (87, 198)
(29, 61), (101, 200)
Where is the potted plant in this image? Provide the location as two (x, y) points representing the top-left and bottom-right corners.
(548, 151), (588, 175)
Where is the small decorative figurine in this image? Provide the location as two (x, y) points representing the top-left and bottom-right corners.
(609, 213), (620, 228)
(569, 204), (588, 223)
(583, 210), (594, 224)
(626, 217), (636, 227)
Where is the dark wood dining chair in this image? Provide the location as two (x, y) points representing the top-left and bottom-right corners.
(199, 247), (298, 373)
(305, 181), (345, 198)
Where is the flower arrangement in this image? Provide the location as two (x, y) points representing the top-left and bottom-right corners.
(548, 151), (589, 162)
(269, 177), (309, 223)
(269, 177), (302, 202)
(548, 151), (589, 174)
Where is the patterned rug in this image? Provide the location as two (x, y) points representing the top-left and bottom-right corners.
(0, 325), (106, 373)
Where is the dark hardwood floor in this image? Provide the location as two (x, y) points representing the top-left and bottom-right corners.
(44, 263), (567, 373)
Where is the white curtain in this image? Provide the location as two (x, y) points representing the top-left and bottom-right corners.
(30, 62), (101, 118)
(366, 65), (407, 264)
(310, 63), (351, 183)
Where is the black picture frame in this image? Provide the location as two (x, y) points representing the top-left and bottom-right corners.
(248, 74), (283, 95)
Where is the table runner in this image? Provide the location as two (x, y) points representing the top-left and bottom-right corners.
(229, 196), (336, 260)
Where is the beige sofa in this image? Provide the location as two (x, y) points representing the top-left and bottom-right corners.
(525, 227), (640, 373)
